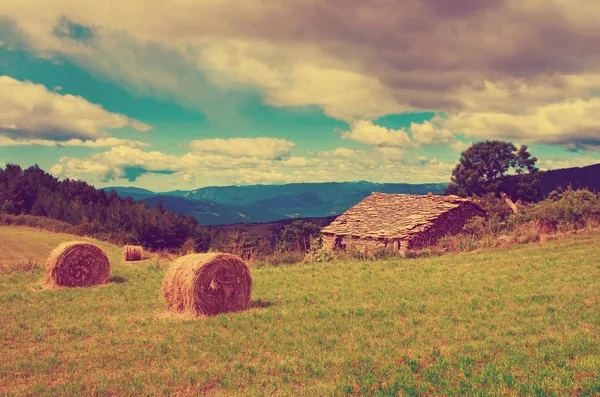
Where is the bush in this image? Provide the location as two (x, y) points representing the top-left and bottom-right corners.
(304, 247), (334, 263)
(527, 187), (600, 231)
(462, 216), (487, 238)
(513, 221), (541, 244)
(437, 234), (480, 254)
(181, 237), (198, 255)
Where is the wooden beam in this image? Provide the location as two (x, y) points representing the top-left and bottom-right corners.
(500, 191), (519, 215)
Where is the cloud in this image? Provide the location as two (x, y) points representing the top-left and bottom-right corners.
(338, 120), (416, 147)
(314, 147), (359, 158)
(189, 137), (295, 159)
(51, 144), (459, 187)
(52, 146), (291, 182)
(2, 0), (600, 149)
(0, 76), (151, 143)
(280, 157), (308, 167)
(438, 97), (600, 150)
(0, 136), (149, 148)
(337, 120), (467, 151)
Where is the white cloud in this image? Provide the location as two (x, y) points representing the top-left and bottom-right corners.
(337, 120), (468, 152)
(339, 120), (416, 147)
(0, 76), (151, 143)
(2, 0), (600, 151)
(410, 121), (453, 146)
(315, 147), (360, 158)
(438, 97), (600, 150)
(280, 157), (308, 167)
(0, 136), (149, 148)
(189, 137), (295, 159)
(51, 144), (460, 188)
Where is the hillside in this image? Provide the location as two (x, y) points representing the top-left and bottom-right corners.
(541, 163), (600, 196)
(0, 164), (209, 250)
(2, 226), (599, 395)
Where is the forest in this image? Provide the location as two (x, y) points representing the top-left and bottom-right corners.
(0, 164), (324, 257)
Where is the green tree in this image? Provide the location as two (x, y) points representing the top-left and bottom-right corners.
(445, 140), (541, 201)
(279, 220), (322, 252)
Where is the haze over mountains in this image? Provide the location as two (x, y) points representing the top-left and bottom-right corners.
(104, 182), (447, 225)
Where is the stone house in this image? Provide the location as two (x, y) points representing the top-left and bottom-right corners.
(321, 192), (485, 254)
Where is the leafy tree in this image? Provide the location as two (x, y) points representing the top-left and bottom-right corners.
(279, 220), (322, 252)
(445, 140), (541, 201)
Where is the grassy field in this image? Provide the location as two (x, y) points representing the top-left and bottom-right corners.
(1, 226), (599, 396)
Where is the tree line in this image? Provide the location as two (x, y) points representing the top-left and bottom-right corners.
(0, 164), (325, 256)
(0, 164), (210, 251)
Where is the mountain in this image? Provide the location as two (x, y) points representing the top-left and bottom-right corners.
(164, 181), (446, 206)
(105, 181), (448, 225)
(102, 186), (156, 200)
(105, 162), (600, 226)
(140, 195), (285, 225)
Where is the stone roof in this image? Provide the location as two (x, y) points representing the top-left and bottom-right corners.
(321, 192), (477, 239)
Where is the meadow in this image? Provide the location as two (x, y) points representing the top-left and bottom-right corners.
(1, 226), (599, 396)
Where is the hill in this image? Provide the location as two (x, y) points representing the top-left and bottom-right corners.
(0, 164), (210, 250)
(541, 163), (600, 196)
(105, 182), (448, 225)
(105, 162), (600, 225)
(1, 226), (599, 395)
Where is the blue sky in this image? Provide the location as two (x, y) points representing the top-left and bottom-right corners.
(1, 1), (599, 191)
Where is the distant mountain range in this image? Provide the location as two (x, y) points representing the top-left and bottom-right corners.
(103, 182), (447, 225)
(104, 162), (600, 226)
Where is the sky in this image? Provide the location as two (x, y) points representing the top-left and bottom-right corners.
(1, 0), (599, 192)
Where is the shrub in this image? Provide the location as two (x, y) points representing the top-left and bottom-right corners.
(513, 221), (541, 244)
(304, 247), (334, 263)
(527, 187), (600, 231)
(437, 234), (480, 254)
(181, 237), (198, 255)
(462, 216), (486, 238)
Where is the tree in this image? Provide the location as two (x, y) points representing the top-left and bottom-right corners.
(279, 220), (322, 252)
(445, 140), (541, 201)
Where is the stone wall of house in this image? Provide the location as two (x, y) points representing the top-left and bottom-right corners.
(322, 233), (402, 255)
(407, 202), (485, 249)
(322, 233), (337, 251)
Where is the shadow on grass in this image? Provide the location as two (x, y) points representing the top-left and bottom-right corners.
(251, 299), (274, 309)
(109, 275), (128, 284)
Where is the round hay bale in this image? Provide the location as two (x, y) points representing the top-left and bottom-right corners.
(162, 253), (252, 316)
(45, 241), (110, 288)
(123, 245), (143, 261)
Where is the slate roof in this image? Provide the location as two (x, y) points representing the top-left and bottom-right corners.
(321, 192), (477, 239)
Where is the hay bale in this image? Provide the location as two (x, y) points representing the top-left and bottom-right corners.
(162, 253), (252, 316)
(46, 241), (110, 288)
(123, 245), (143, 261)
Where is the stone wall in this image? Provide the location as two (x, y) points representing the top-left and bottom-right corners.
(406, 202), (485, 249)
(322, 233), (402, 255)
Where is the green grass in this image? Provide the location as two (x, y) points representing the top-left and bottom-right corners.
(1, 226), (600, 396)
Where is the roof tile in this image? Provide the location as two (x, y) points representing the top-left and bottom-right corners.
(322, 192), (476, 239)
